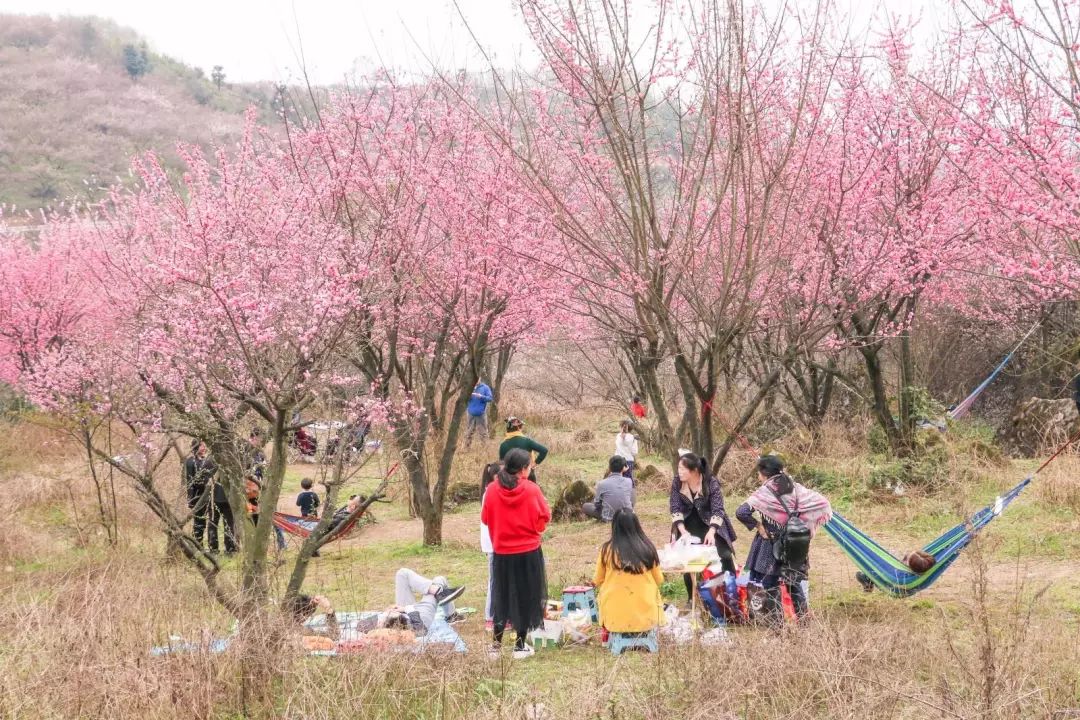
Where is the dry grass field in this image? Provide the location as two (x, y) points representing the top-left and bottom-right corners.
(2, 404), (1079, 720)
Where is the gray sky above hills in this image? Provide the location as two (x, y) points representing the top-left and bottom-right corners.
(1, 0), (939, 84)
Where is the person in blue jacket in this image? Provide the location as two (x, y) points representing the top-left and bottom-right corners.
(464, 379), (494, 448)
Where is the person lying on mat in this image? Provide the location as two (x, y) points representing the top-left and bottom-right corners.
(339, 569), (465, 635)
(855, 550), (936, 592)
(375, 568), (466, 632)
(287, 593), (341, 639)
(736, 455), (832, 622)
(288, 571), (463, 638)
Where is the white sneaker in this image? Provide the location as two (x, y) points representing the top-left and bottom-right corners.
(487, 644), (502, 659)
(512, 644), (535, 660)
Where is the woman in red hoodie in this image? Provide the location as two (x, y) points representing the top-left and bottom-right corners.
(480, 448), (551, 659)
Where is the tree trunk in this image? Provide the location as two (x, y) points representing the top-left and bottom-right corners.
(672, 354), (702, 460)
(422, 507), (444, 546)
(859, 343), (908, 457)
(698, 355), (717, 463)
(488, 343), (514, 436)
(239, 411), (288, 612)
(898, 330), (917, 451)
(640, 353), (675, 457)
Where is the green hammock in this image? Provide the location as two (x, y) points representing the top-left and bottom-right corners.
(822, 427), (1077, 597)
(822, 476), (1030, 597)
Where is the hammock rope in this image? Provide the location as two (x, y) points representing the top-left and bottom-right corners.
(948, 321), (1041, 420)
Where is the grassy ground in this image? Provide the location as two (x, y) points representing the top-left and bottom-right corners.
(2, 413), (1080, 719)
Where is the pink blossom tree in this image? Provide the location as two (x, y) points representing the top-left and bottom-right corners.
(1, 117), (388, 616)
(454, 0), (842, 468)
(300, 82), (566, 545)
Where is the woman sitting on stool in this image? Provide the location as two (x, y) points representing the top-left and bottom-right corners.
(593, 509), (664, 637)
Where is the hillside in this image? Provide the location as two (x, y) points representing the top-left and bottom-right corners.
(0, 14), (281, 213)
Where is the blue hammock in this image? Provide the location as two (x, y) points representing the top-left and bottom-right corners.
(948, 322), (1040, 420)
(822, 476), (1031, 596)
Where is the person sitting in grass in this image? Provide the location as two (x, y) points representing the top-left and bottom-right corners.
(583, 456), (635, 522)
(593, 509), (665, 637)
(287, 593), (340, 639)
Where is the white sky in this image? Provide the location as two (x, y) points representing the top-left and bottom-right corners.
(0, 0), (941, 84)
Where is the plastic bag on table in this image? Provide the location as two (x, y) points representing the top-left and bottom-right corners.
(660, 534), (720, 571)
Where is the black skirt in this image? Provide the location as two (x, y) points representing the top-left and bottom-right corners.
(491, 547), (547, 634)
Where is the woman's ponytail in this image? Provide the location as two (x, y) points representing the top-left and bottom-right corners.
(677, 452), (708, 476)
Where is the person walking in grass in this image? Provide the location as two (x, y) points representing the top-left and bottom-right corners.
(183, 439), (216, 548)
(464, 379), (494, 448)
(482, 448), (551, 659)
(208, 465), (238, 555)
(296, 477), (320, 518)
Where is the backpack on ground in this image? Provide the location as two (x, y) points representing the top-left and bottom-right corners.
(770, 488), (811, 568)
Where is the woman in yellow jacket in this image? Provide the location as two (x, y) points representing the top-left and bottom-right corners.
(593, 509), (665, 633)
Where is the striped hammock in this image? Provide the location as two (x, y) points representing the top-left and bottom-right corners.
(824, 427), (1077, 597)
(272, 509), (365, 542)
(822, 476), (1030, 596)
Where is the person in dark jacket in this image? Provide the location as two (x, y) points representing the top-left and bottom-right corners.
(183, 439), (217, 548)
(735, 455), (832, 622)
(498, 416), (547, 482)
(207, 453), (238, 555)
(668, 452), (737, 600)
(498, 416), (548, 464)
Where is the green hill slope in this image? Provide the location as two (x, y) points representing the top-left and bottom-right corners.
(0, 14), (280, 212)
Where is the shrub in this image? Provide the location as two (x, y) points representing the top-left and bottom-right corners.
(446, 481), (481, 507)
(551, 480), (592, 521)
(789, 463), (848, 493)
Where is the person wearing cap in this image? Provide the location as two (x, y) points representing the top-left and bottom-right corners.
(498, 417), (548, 466)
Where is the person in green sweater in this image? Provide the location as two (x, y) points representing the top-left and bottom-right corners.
(498, 417), (549, 469)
